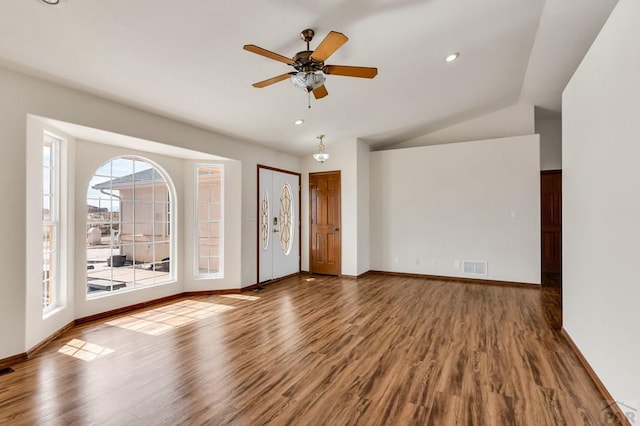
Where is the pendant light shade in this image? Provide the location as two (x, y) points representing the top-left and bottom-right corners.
(313, 135), (330, 163)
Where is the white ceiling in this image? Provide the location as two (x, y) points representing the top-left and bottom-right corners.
(0, 0), (617, 155)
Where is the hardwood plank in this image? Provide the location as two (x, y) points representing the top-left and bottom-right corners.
(0, 274), (624, 425)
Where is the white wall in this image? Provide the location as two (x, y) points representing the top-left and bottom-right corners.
(536, 118), (562, 170)
(301, 139), (359, 276)
(0, 66), (299, 359)
(370, 135), (541, 284)
(356, 140), (371, 275)
(391, 104), (535, 149)
(563, 0), (640, 409)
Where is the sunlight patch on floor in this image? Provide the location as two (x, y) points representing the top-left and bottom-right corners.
(58, 338), (115, 361)
(105, 299), (234, 336)
(220, 294), (260, 301)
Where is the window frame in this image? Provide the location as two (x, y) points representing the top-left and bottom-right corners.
(42, 132), (61, 315)
(85, 156), (176, 298)
(194, 164), (224, 279)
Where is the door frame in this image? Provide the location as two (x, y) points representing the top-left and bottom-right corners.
(309, 170), (342, 276)
(256, 165), (301, 285)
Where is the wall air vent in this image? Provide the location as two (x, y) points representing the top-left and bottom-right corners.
(463, 261), (488, 276)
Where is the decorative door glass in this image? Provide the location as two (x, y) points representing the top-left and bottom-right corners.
(279, 184), (293, 255)
(261, 191), (270, 250)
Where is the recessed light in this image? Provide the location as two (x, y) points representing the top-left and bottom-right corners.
(294, 119), (305, 125)
(445, 52), (460, 62)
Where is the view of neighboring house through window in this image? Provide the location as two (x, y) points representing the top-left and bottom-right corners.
(86, 157), (174, 297)
(196, 165), (223, 277)
(43, 133), (60, 313)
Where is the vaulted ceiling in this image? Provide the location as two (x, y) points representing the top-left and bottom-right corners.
(0, 0), (617, 155)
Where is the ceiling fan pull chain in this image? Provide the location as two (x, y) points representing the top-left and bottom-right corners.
(308, 91), (311, 109)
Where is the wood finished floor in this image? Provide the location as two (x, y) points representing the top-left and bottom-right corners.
(0, 274), (619, 425)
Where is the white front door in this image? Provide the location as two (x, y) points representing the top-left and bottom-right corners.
(258, 167), (300, 283)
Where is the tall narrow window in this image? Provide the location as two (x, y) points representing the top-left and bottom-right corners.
(86, 157), (174, 297)
(43, 133), (60, 313)
(196, 165), (223, 277)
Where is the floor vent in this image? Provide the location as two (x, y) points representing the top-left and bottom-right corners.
(463, 261), (488, 276)
(0, 367), (15, 376)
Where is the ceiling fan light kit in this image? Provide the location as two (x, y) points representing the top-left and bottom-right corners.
(243, 28), (378, 105)
(290, 71), (326, 92)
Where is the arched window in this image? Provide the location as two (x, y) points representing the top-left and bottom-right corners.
(86, 157), (174, 296)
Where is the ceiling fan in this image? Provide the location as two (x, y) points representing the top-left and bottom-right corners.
(243, 29), (378, 102)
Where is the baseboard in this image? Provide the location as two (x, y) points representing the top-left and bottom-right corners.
(241, 283), (260, 292)
(0, 352), (27, 369)
(75, 286), (255, 324)
(303, 271), (371, 279)
(5, 278), (299, 366)
(26, 321), (75, 359)
(369, 270), (539, 289)
(561, 328), (630, 426)
(4, 271), (534, 368)
(341, 271), (373, 280)
(75, 293), (184, 325)
(253, 271), (302, 288)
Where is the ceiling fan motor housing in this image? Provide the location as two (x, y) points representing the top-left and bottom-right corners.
(292, 50), (324, 73)
(300, 28), (315, 43)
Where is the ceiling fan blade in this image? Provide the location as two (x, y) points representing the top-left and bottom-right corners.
(313, 85), (328, 99)
(324, 65), (378, 79)
(310, 31), (348, 62)
(252, 73), (293, 88)
(243, 44), (294, 65)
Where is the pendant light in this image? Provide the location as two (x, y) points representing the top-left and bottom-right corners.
(313, 135), (330, 163)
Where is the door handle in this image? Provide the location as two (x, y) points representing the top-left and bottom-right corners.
(273, 228), (280, 233)
(334, 227), (340, 231)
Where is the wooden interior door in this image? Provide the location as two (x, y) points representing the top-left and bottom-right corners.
(541, 170), (562, 274)
(309, 171), (341, 276)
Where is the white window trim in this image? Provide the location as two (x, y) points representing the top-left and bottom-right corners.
(86, 156), (176, 298)
(194, 163), (224, 279)
(43, 132), (61, 315)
